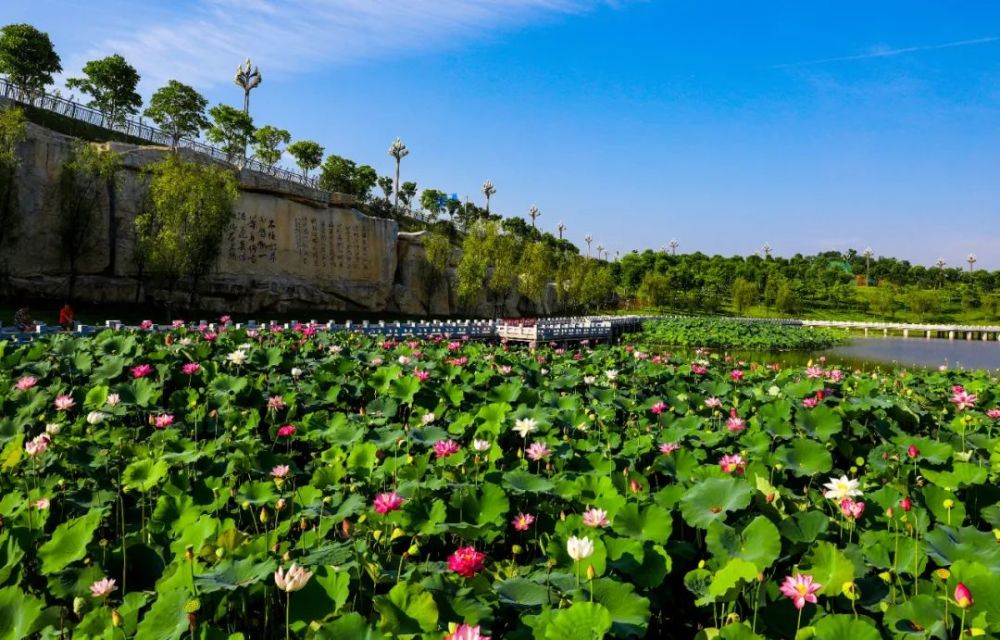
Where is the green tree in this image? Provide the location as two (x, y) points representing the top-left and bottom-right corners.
(0, 106), (27, 253)
(775, 282), (796, 314)
(134, 156), (239, 307)
(420, 231), (453, 312)
(66, 54), (142, 127)
(286, 140), (324, 178)
(517, 241), (553, 303)
(456, 222), (490, 307)
(868, 283), (898, 318)
(144, 80), (209, 149)
(637, 271), (672, 308)
(398, 181), (418, 208)
(58, 142), (121, 298)
(252, 125), (290, 167)
(419, 188), (447, 222)
(731, 277), (757, 314)
(318, 154), (377, 199)
(206, 104), (254, 164)
(0, 24), (62, 94)
(377, 176), (394, 204)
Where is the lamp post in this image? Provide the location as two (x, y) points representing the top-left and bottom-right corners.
(967, 253), (977, 272)
(584, 234), (593, 257)
(528, 205), (541, 229)
(668, 239), (679, 256)
(234, 58), (262, 114)
(596, 244), (605, 261)
(388, 138), (409, 211)
(863, 247), (874, 285)
(557, 221), (566, 240)
(481, 180), (496, 214)
(762, 243), (772, 258)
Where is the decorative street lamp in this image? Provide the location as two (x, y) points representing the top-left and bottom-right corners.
(388, 138), (410, 211)
(668, 239), (679, 256)
(528, 205), (541, 229)
(762, 243), (772, 258)
(935, 258), (946, 269)
(596, 244), (605, 260)
(481, 180), (496, 214)
(234, 58), (262, 114)
(863, 247), (874, 285)
(967, 253), (977, 272)
(584, 234), (593, 257)
(557, 221), (566, 240)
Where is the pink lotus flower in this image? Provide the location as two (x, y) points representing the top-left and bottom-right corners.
(24, 434), (51, 457)
(582, 508), (609, 528)
(805, 366), (824, 379)
(203, 331), (218, 342)
(415, 369), (430, 382)
(526, 442), (551, 461)
(730, 370), (744, 382)
(89, 577), (117, 598)
(445, 624), (491, 640)
(779, 574), (821, 609)
(839, 498), (865, 520)
(659, 442), (680, 455)
(650, 401), (667, 415)
(802, 396), (819, 409)
(434, 440), (461, 458)
(271, 465), (290, 478)
(906, 444), (919, 459)
(277, 425), (296, 438)
(691, 364), (708, 375)
(719, 453), (745, 474)
(900, 496), (912, 511)
(131, 364), (153, 379)
(54, 395), (75, 411)
(106, 393), (120, 407)
(219, 315), (232, 324)
(33, 497), (50, 510)
(499, 365), (512, 375)
(267, 396), (287, 412)
(140, 320), (153, 330)
(512, 513), (535, 531)
(182, 362), (201, 375)
(15, 376), (37, 391)
(704, 397), (722, 409)
(448, 341), (462, 352)
(725, 410), (745, 433)
(951, 385), (977, 411)
(472, 439), (491, 452)
(152, 414), (173, 429)
(448, 546), (486, 578)
(827, 369), (844, 383)
(955, 583), (974, 609)
(988, 409), (1000, 420)
(172, 319), (185, 328)
(374, 491), (404, 514)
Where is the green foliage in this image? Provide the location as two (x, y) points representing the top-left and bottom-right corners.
(0, 106), (27, 250)
(317, 154), (377, 198)
(143, 80), (209, 148)
(518, 241), (553, 302)
(251, 125), (290, 166)
(732, 277), (757, 314)
(0, 23), (61, 93)
(286, 140), (324, 178)
(66, 54), (142, 126)
(643, 317), (845, 351)
(133, 156), (239, 295)
(206, 104), (254, 163)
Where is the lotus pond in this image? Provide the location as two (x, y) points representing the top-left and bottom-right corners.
(1, 325), (999, 639)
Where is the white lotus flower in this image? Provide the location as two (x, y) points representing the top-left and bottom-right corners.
(291, 367), (303, 378)
(513, 418), (538, 438)
(274, 563), (313, 592)
(227, 349), (248, 366)
(583, 375), (596, 385)
(822, 475), (862, 501)
(567, 535), (594, 561)
(86, 411), (107, 425)
(605, 369), (619, 381)
(472, 439), (491, 452)
(421, 413), (436, 425)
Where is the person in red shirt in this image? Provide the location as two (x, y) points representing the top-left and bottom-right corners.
(58, 303), (74, 330)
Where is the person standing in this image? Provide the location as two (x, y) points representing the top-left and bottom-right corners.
(59, 303), (74, 330)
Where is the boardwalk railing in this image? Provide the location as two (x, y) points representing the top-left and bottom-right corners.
(0, 77), (319, 189)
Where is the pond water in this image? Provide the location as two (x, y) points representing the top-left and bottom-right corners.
(681, 337), (1000, 371)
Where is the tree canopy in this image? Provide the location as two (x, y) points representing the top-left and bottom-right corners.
(66, 54), (142, 126)
(144, 80), (209, 149)
(286, 140), (324, 178)
(0, 24), (61, 93)
(206, 104), (254, 164)
(252, 125), (291, 167)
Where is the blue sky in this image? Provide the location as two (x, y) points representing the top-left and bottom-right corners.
(8, 1), (1000, 267)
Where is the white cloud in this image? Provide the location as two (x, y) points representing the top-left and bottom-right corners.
(773, 36), (999, 69)
(61, 0), (617, 92)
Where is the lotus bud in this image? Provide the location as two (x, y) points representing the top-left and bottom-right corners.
(259, 507), (269, 524)
(586, 564), (596, 580)
(885, 507), (894, 518)
(341, 520), (352, 538)
(299, 517), (308, 531)
(900, 497), (912, 511)
(73, 597), (86, 615)
(111, 609), (123, 627)
(698, 560), (706, 569)
(955, 583), (973, 609)
(276, 498), (287, 512)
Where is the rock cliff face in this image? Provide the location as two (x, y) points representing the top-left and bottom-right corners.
(0, 122), (551, 317)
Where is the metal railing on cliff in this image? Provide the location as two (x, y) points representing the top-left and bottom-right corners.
(0, 77), (319, 189)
